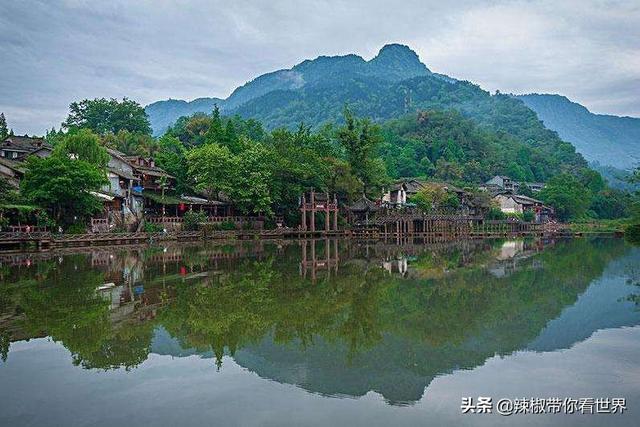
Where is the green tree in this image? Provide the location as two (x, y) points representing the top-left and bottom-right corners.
(229, 142), (273, 215)
(411, 185), (446, 212)
(54, 129), (109, 167)
(186, 143), (235, 202)
(154, 135), (191, 194)
(204, 106), (225, 146)
(0, 113), (8, 140)
(337, 107), (386, 193)
(63, 98), (151, 136)
(21, 156), (107, 225)
(538, 174), (592, 222)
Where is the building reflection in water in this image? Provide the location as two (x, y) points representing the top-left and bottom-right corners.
(1, 237), (640, 405)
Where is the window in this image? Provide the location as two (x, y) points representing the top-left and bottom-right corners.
(12, 151), (18, 159)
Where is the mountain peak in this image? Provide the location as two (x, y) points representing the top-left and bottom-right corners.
(376, 43), (417, 58)
(369, 43), (430, 77)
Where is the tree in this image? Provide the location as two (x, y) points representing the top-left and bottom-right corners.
(186, 143), (235, 202)
(411, 185), (446, 213)
(21, 156), (107, 225)
(228, 142), (274, 215)
(538, 174), (592, 222)
(63, 98), (151, 136)
(204, 106), (225, 145)
(337, 107), (387, 193)
(154, 135), (191, 194)
(0, 113), (8, 140)
(54, 129), (109, 167)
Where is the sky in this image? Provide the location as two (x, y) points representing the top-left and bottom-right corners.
(1, 0), (639, 135)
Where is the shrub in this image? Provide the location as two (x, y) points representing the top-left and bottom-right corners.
(486, 207), (506, 220)
(522, 210), (535, 222)
(183, 210), (207, 231)
(143, 222), (163, 233)
(66, 223), (87, 234)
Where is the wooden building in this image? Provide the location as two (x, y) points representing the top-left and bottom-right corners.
(1, 135), (52, 161)
(493, 194), (553, 222)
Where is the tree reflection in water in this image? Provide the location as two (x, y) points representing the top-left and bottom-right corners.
(0, 237), (638, 404)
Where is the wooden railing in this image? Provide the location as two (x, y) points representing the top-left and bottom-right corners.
(7, 225), (48, 233)
(146, 216), (265, 224)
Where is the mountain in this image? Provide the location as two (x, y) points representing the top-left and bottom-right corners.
(145, 44), (587, 174)
(146, 44), (431, 135)
(516, 94), (640, 169)
(146, 97), (224, 137)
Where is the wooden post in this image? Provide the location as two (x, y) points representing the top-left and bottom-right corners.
(333, 194), (338, 231)
(325, 192), (330, 232)
(310, 191), (316, 232)
(301, 194), (307, 231)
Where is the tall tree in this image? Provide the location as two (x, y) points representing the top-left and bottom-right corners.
(204, 105), (225, 145)
(63, 98), (151, 136)
(0, 113), (8, 140)
(337, 107), (387, 193)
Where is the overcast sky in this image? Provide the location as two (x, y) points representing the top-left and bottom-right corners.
(1, 0), (639, 135)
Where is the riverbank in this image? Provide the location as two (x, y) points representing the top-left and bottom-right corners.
(0, 225), (616, 252)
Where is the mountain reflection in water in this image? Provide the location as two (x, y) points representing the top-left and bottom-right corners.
(1, 237), (639, 407)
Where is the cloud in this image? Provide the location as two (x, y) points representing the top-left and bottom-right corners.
(0, 0), (638, 135)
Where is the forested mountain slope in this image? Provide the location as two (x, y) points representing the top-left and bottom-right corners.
(517, 94), (640, 169)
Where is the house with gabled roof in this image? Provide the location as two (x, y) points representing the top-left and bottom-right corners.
(1, 135), (52, 161)
(493, 193), (553, 222)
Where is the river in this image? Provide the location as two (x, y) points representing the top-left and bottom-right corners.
(1, 237), (639, 426)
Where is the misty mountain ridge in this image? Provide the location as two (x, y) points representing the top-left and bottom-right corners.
(147, 43), (430, 133)
(146, 43), (637, 171)
(516, 94), (640, 169)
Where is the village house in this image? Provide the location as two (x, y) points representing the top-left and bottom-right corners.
(0, 157), (24, 189)
(484, 175), (516, 193)
(493, 194), (553, 222)
(382, 179), (429, 207)
(121, 155), (238, 228)
(381, 179), (488, 216)
(482, 175), (545, 194)
(0, 135), (53, 190)
(0, 135), (52, 161)
(348, 195), (380, 224)
(90, 149), (147, 232)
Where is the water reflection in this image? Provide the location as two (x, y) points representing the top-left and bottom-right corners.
(1, 238), (639, 406)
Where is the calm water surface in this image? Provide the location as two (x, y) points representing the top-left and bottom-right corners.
(1, 237), (639, 426)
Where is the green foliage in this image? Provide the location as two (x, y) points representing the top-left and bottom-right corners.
(0, 112), (8, 140)
(625, 223), (640, 244)
(45, 127), (66, 146)
(590, 189), (631, 219)
(538, 173), (592, 222)
(21, 156), (107, 225)
(64, 97), (151, 136)
(522, 210), (535, 222)
(0, 177), (18, 205)
(102, 130), (158, 156)
(338, 107), (388, 193)
(66, 223), (88, 234)
(153, 135), (191, 194)
(54, 128), (109, 167)
(183, 210), (207, 231)
(486, 206), (507, 220)
(186, 143), (235, 202)
(380, 110), (563, 183)
(143, 222), (163, 233)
